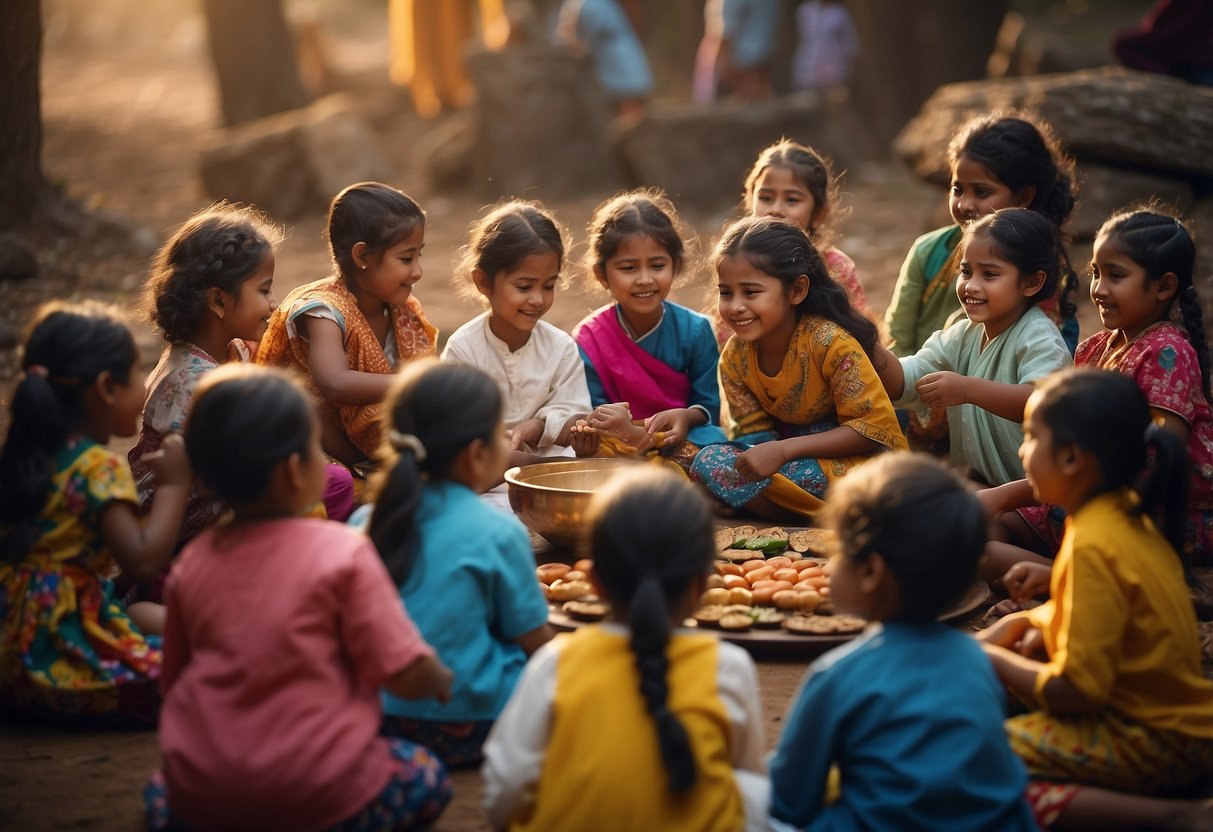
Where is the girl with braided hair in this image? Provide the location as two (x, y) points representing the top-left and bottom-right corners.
(982, 206), (1213, 579)
(688, 216), (905, 520)
(483, 467), (769, 831)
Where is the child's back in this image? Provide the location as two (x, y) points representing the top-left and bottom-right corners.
(161, 518), (430, 829)
(487, 625), (763, 831)
(771, 624), (1034, 831)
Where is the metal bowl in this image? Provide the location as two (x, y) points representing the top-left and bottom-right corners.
(505, 458), (646, 550)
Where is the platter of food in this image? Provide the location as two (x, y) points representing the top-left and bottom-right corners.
(536, 525), (991, 656)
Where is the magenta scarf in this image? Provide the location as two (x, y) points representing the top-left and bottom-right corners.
(574, 305), (691, 419)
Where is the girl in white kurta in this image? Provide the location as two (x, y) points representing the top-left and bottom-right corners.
(442, 200), (590, 467)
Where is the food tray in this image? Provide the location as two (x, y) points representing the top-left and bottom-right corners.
(548, 579), (992, 657)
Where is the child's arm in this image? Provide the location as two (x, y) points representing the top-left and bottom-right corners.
(532, 341), (593, 448)
(884, 244), (928, 358)
(872, 342), (906, 400)
(584, 403), (646, 446)
(483, 643), (559, 831)
(641, 407), (705, 450)
(383, 653), (453, 703)
(301, 316), (394, 406)
(160, 576), (191, 697)
(981, 643), (1100, 713)
(101, 435), (191, 585)
(976, 479), (1037, 521)
(915, 373), (1033, 423)
(736, 427), (880, 481)
(513, 623), (555, 656)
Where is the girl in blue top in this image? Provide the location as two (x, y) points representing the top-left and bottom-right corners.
(769, 453), (1035, 832)
(572, 190), (727, 471)
(365, 358), (554, 768)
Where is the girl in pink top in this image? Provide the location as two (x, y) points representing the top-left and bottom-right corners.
(145, 365), (454, 832)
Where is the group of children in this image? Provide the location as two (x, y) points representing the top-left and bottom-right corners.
(2, 109), (1213, 830)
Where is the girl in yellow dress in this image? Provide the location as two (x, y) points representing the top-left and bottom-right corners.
(688, 216), (906, 520)
(0, 302), (190, 722)
(980, 368), (1213, 829)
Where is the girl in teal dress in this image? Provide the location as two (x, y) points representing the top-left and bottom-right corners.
(0, 302), (190, 722)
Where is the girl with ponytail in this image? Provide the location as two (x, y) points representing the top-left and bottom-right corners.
(0, 302), (190, 722)
(483, 467), (769, 831)
(980, 368), (1213, 829)
(363, 358), (552, 767)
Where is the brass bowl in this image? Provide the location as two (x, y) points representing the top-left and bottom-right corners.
(505, 458), (646, 550)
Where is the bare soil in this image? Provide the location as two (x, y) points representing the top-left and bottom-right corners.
(0, 3), (1081, 830)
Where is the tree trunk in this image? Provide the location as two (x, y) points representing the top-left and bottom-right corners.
(0, 0), (46, 232)
(202, 0), (311, 127)
(849, 0), (1006, 150)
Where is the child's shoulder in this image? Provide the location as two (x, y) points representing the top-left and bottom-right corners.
(445, 310), (491, 343)
(911, 224), (962, 251)
(533, 318), (579, 348)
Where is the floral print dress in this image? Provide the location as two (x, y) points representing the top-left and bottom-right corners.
(0, 438), (161, 721)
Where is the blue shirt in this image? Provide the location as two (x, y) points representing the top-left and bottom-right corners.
(576, 301), (728, 447)
(380, 482), (550, 722)
(770, 622), (1036, 832)
(567, 0), (653, 98)
(722, 0), (780, 68)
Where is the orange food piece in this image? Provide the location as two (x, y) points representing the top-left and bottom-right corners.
(716, 562), (744, 577)
(740, 559), (769, 573)
(771, 567), (800, 583)
(745, 565), (775, 585)
(722, 574), (749, 590)
(765, 556), (792, 569)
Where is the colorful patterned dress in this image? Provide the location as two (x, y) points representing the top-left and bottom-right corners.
(1019, 322), (1213, 564)
(0, 439), (160, 721)
(690, 314), (906, 518)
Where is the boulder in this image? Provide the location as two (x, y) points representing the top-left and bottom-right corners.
(1071, 162), (1194, 241)
(614, 95), (877, 208)
(464, 46), (624, 200)
(894, 67), (1213, 186)
(199, 94), (394, 218)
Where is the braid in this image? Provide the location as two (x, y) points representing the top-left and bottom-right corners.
(628, 576), (696, 793)
(1178, 285), (1212, 402)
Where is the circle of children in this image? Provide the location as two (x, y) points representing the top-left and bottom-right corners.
(2, 110), (1212, 831)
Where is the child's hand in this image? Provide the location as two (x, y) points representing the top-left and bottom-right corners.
(915, 371), (970, 408)
(1015, 626), (1046, 659)
(509, 418), (545, 451)
(385, 653), (454, 703)
(569, 421), (600, 457)
(140, 433), (192, 489)
(640, 408), (691, 451)
(1003, 561), (1052, 606)
(736, 442), (785, 481)
(585, 403), (634, 437)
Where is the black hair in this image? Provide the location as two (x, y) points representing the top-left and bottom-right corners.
(1098, 207), (1210, 401)
(948, 112), (1079, 321)
(961, 208), (1062, 307)
(367, 359), (502, 585)
(587, 466), (715, 793)
(713, 216), (879, 358)
(184, 364), (314, 505)
(1033, 367), (1190, 553)
(742, 138), (848, 250)
(822, 453), (986, 621)
(456, 200), (568, 300)
(583, 189), (688, 289)
(0, 302), (138, 562)
(327, 181), (426, 279)
(141, 202), (282, 343)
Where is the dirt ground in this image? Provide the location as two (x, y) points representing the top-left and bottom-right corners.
(0, 3), (1116, 830)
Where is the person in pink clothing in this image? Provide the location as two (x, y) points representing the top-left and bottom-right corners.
(144, 364), (454, 832)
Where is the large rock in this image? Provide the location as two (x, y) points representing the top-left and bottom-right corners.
(464, 46), (624, 200)
(614, 95), (877, 208)
(199, 94), (394, 218)
(894, 67), (1213, 186)
(1071, 162), (1194, 241)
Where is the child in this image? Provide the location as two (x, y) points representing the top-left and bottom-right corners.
(256, 181), (437, 466)
(131, 206), (355, 544)
(875, 208), (1072, 486)
(885, 112), (1078, 357)
(364, 358), (553, 768)
(769, 453), (1036, 831)
(147, 364), (453, 831)
(885, 112), (1078, 453)
(571, 190), (727, 470)
(791, 0), (859, 93)
(442, 200), (591, 468)
(744, 138), (870, 318)
(0, 302), (190, 722)
(989, 208), (1213, 573)
(483, 467), (769, 830)
(979, 368), (1213, 830)
(688, 216), (906, 520)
